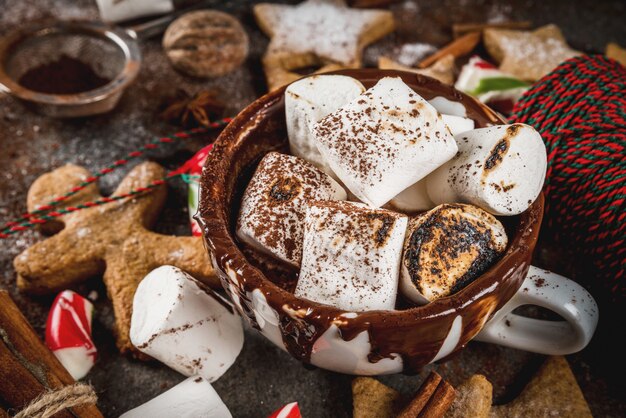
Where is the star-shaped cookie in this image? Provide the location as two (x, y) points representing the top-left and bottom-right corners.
(606, 42), (626, 67)
(254, 0), (394, 90)
(14, 162), (217, 354)
(484, 24), (579, 81)
(490, 356), (593, 418)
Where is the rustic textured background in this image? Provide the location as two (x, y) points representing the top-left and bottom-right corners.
(1, 0), (625, 416)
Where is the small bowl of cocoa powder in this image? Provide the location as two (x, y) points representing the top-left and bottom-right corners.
(0, 20), (141, 118)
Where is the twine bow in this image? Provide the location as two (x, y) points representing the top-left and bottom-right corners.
(14, 383), (97, 418)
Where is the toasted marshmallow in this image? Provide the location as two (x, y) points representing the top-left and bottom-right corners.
(427, 123), (547, 215)
(286, 75), (365, 175)
(119, 376), (231, 418)
(130, 266), (244, 382)
(313, 77), (458, 208)
(400, 204), (507, 304)
(295, 200), (407, 311)
(442, 114), (475, 136)
(237, 152), (347, 267)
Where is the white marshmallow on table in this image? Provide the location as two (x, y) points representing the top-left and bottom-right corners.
(130, 266), (244, 383)
(119, 376), (231, 418)
(237, 152), (347, 267)
(400, 204), (508, 305)
(295, 200), (408, 311)
(286, 75), (365, 176)
(313, 76), (458, 208)
(427, 123), (547, 216)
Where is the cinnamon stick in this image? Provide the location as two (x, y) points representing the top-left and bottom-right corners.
(452, 21), (532, 38)
(0, 290), (102, 417)
(397, 371), (456, 418)
(417, 32), (481, 69)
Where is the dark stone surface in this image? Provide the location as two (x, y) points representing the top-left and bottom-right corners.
(0, 0), (625, 417)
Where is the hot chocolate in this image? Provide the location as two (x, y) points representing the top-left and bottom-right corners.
(198, 69), (548, 374)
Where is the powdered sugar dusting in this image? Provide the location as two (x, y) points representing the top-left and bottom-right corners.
(487, 25), (579, 80)
(265, 0), (391, 65)
(395, 43), (437, 67)
(77, 227), (91, 238)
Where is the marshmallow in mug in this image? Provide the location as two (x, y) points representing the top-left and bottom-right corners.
(130, 266), (244, 382)
(286, 75), (365, 176)
(427, 123), (547, 215)
(388, 179), (434, 212)
(401, 204), (507, 304)
(388, 114), (474, 212)
(237, 152), (347, 267)
(295, 200), (407, 311)
(313, 77), (458, 208)
(441, 114), (475, 136)
(95, 0), (174, 22)
(119, 376), (231, 418)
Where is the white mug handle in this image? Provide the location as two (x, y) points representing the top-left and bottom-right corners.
(475, 266), (599, 355)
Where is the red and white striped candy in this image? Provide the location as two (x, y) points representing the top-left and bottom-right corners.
(45, 290), (97, 380)
(268, 402), (301, 418)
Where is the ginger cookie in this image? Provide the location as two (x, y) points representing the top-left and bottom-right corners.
(445, 375), (492, 418)
(352, 358), (591, 418)
(491, 356), (593, 418)
(254, 0), (394, 91)
(483, 24), (579, 81)
(352, 377), (402, 418)
(14, 162), (217, 355)
(163, 10), (249, 78)
(606, 42), (626, 67)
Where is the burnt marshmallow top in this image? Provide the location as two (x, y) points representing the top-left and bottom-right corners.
(401, 203), (507, 303)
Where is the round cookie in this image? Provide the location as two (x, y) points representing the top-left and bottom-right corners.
(163, 10), (249, 78)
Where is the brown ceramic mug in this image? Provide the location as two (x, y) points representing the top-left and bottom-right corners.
(198, 70), (598, 375)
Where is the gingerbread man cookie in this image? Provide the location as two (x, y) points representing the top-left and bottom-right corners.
(14, 162), (217, 355)
(254, 0), (394, 91)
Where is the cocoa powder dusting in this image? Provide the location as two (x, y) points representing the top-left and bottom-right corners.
(18, 54), (110, 94)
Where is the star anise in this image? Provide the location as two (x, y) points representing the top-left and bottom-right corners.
(160, 90), (225, 128)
